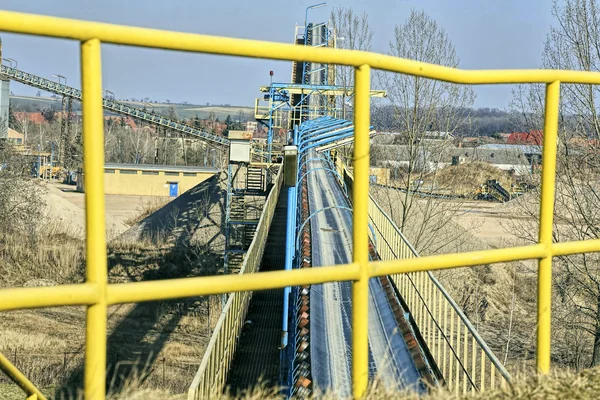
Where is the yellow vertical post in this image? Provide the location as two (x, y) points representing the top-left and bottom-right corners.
(455, 318), (461, 394)
(352, 64), (370, 399)
(463, 327), (468, 394)
(471, 335), (476, 392)
(448, 311), (454, 389)
(81, 38), (107, 400)
(537, 80), (560, 374)
(480, 348), (485, 391)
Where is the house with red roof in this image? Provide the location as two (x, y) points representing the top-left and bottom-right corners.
(507, 130), (543, 145)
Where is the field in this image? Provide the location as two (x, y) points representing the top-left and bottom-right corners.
(9, 94), (255, 121)
(0, 177), (228, 399)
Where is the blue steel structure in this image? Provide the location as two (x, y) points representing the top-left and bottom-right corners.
(280, 117), (433, 398)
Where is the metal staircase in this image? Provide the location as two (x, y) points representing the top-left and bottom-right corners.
(0, 65), (229, 147)
(224, 164), (267, 274)
(246, 166), (265, 193)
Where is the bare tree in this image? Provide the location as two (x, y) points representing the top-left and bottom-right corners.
(330, 6), (373, 119)
(372, 9), (475, 254)
(508, 0), (600, 368)
(0, 145), (45, 240)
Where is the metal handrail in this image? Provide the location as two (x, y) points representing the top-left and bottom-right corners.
(188, 166), (283, 399)
(369, 196), (511, 383)
(336, 159), (511, 389)
(0, 9), (587, 399)
(0, 351), (47, 400)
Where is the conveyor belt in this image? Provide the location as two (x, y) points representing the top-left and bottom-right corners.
(305, 150), (424, 396)
(0, 65), (229, 147)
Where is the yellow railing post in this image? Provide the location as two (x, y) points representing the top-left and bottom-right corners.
(351, 64), (370, 399)
(0, 352), (47, 400)
(537, 80), (560, 374)
(81, 38), (108, 400)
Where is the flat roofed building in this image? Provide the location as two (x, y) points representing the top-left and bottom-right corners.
(77, 163), (219, 196)
(8, 128), (24, 145)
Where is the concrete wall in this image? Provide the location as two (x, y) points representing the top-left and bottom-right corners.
(104, 169), (216, 196)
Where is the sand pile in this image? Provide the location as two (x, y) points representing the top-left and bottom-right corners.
(42, 183), (128, 239)
(119, 172), (227, 250)
(433, 161), (515, 195)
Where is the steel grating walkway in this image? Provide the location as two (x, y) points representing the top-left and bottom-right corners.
(225, 189), (288, 394)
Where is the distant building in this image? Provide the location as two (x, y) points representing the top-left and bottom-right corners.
(507, 130), (543, 145)
(105, 116), (137, 130)
(375, 144), (534, 175)
(7, 128), (24, 145)
(77, 164), (219, 196)
(14, 112), (47, 125)
(245, 121), (258, 132)
(421, 131), (453, 142)
(458, 137), (480, 147)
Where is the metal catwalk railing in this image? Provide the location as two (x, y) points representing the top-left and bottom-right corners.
(335, 159), (510, 393)
(188, 167), (283, 399)
(1, 9), (599, 400)
(0, 65), (229, 147)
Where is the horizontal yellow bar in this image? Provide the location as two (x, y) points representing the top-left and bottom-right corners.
(3, 10), (600, 85)
(107, 263), (360, 304)
(370, 244), (548, 276)
(0, 351), (47, 400)
(553, 239), (600, 256)
(0, 283), (99, 311)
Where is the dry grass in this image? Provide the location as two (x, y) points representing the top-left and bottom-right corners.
(124, 197), (172, 227)
(0, 232), (85, 288)
(0, 226), (223, 398)
(3, 367), (592, 400)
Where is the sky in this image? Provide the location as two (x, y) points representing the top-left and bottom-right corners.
(0, 0), (553, 109)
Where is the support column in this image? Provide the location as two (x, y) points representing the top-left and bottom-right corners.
(537, 80), (560, 374)
(352, 64), (370, 398)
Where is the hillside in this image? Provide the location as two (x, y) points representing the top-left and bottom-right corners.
(9, 94), (255, 121)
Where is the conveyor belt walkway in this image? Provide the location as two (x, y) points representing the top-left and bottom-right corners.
(305, 151), (424, 396)
(225, 189), (287, 394)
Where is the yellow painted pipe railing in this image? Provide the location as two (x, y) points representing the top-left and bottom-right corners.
(0, 351), (47, 400)
(187, 167), (283, 399)
(368, 186), (510, 393)
(1, 8), (599, 399)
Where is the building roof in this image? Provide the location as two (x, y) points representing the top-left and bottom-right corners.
(14, 112), (47, 124)
(373, 144), (531, 166)
(507, 131), (543, 145)
(104, 163), (220, 173)
(228, 130), (253, 140)
(105, 116), (137, 129)
(477, 143), (542, 154)
(8, 128), (23, 139)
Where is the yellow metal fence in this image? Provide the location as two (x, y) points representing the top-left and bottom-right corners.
(188, 167), (283, 399)
(1, 9), (600, 400)
(368, 193), (510, 393)
(336, 160), (510, 393)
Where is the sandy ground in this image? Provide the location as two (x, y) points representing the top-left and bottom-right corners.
(452, 200), (527, 247)
(47, 182), (165, 234)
